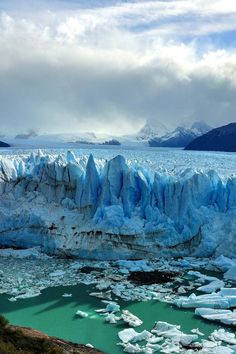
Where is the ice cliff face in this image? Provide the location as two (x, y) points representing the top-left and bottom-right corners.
(0, 151), (235, 259)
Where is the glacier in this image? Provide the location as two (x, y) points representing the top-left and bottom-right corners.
(0, 150), (236, 259)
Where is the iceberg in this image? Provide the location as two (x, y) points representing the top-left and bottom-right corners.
(151, 321), (198, 345)
(75, 310), (88, 318)
(121, 310), (143, 327)
(197, 280), (224, 293)
(118, 328), (139, 343)
(0, 151), (236, 259)
(195, 308), (236, 326)
(175, 288), (236, 309)
(224, 266), (236, 282)
(209, 329), (236, 345)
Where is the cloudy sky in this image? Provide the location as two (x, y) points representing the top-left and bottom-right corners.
(0, 0), (236, 135)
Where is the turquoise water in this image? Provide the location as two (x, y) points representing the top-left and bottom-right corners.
(0, 284), (221, 354)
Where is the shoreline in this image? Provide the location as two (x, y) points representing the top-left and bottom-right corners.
(7, 323), (104, 354)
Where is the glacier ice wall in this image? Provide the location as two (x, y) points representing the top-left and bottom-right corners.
(0, 151), (235, 259)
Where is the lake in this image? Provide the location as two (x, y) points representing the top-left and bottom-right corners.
(0, 283), (221, 354)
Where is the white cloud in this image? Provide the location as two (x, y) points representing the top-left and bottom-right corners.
(0, 1), (236, 135)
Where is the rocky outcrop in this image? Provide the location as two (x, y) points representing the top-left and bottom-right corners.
(185, 122), (236, 152)
(0, 140), (10, 147)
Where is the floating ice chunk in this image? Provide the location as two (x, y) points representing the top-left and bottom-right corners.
(118, 328), (138, 343)
(104, 313), (121, 324)
(160, 342), (180, 353)
(145, 343), (161, 353)
(116, 260), (153, 272)
(177, 286), (187, 294)
(62, 293), (72, 297)
(203, 346), (236, 354)
(132, 330), (152, 343)
(89, 291), (112, 300)
(122, 310), (143, 327)
(151, 321), (198, 346)
(197, 280), (224, 293)
(175, 290), (236, 309)
(151, 321), (181, 335)
(85, 343), (94, 348)
(50, 270), (65, 277)
(121, 342), (142, 353)
(213, 255), (236, 272)
(209, 328), (236, 345)
(178, 334), (198, 346)
(201, 340), (217, 349)
(13, 289), (41, 300)
(76, 310), (88, 318)
(195, 308), (236, 326)
(96, 280), (111, 290)
(147, 336), (163, 344)
(188, 271), (219, 283)
(224, 266), (236, 282)
(191, 328), (204, 336)
(143, 347), (154, 354)
(219, 288), (236, 296)
(102, 300), (120, 313)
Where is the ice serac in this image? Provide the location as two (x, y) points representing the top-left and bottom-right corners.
(0, 151), (236, 259)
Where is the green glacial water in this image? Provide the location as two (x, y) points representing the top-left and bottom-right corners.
(0, 284), (220, 354)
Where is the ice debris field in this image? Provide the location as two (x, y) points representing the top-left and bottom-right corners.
(0, 149), (236, 258)
(0, 251), (236, 353)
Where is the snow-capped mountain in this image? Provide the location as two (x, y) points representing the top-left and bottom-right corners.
(1, 120), (212, 148)
(136, 122), (170, 141)
(3, 131), (121, 148)
(148, 121), (212, 148)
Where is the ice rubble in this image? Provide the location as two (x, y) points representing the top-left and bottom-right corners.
(195, 308), (236, 326)
(118, 320), (236, 354)
(175, 288), (236, 309)
(0, 247), (50, 259)
(224, 267), (236, 282)
(0, 151), (236, 258)
(0, 255), (236, 353)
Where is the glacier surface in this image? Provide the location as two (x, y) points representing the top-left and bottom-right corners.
(0, 150), (236, 259)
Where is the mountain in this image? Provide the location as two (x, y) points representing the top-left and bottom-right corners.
(185, 122), (236, 152)
(137, 121), (170, 141)
(149, 121), (212, 148)
(2, 120), (211, 149)
(15, 130), (38, 139)
(0, 141), (10, 147)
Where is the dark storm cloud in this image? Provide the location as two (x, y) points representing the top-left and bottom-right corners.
(0, 1), (236, 135)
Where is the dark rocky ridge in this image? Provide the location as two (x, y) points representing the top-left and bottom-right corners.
(185, 122), (236, 152)
(148, 121), (211, 148)
(0, 315), (104, 354)
(149, 127), (197, 147)
(0, 140), (10, 147)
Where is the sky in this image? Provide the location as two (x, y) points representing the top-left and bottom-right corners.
(0, 0), (236, 135)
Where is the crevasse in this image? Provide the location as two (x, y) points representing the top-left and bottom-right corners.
(0, 151), (235, 259)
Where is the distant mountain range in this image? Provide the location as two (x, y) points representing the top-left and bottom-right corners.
(136, 122), (170, 141)
(0, 120), (214, 149)
(147, 121), (212, 148)
(185, 123), (236, 152)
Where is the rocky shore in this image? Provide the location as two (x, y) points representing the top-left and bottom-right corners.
(0, 316), (104, 354)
